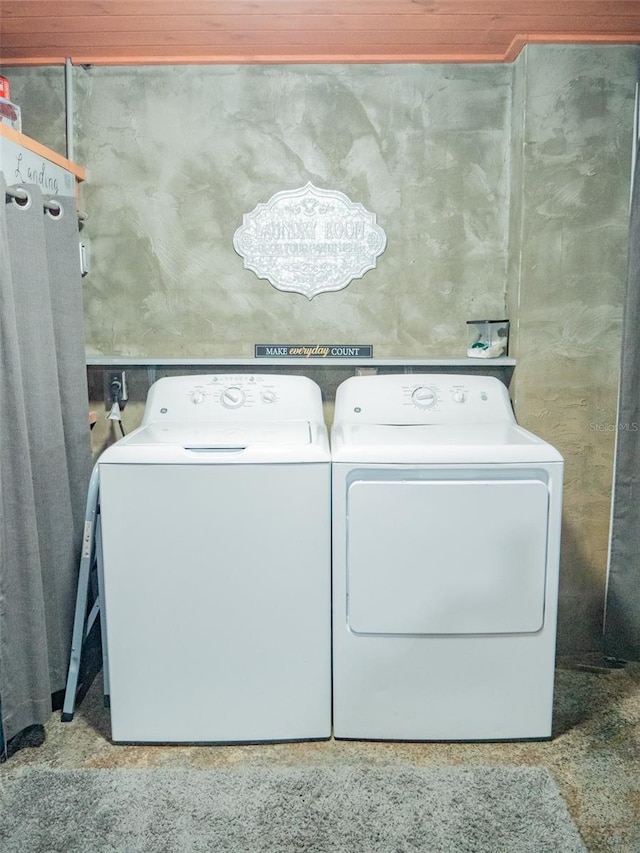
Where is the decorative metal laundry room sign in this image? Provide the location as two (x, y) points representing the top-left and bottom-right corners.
(233, 183), (387, 299)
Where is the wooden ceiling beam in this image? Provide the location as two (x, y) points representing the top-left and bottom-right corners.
(3, 0), (640, 14)
(5, 15), (640, 34)
(1, 0), (639, 65)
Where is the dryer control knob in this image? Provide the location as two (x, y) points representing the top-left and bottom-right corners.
(191, 391), (205, 404)
(261, 389), (277, 404)
(412, 386), (437, 409)
(453, 390), (466, 403)
(220, 386), (246, 409)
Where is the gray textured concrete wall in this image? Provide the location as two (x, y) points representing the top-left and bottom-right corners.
(70, 64), (510, 358)
(3, 66), (67, 155)
(3, 49), (639, 654)
(509, 46), (639, 653)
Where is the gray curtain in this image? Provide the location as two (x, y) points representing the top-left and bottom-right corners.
(0, 176), (92, 744)
(604, 143), (640, 662)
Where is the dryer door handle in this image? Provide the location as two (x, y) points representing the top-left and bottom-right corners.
(183, 445), (247, 453)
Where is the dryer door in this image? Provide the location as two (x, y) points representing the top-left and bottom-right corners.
(346, 476), (549, 635)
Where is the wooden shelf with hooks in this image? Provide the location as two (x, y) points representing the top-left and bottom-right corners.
(0, 124), (85, 183)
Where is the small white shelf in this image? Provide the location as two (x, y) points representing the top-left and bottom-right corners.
(86, 356), (515, 369)
(86, 358), (517, 401)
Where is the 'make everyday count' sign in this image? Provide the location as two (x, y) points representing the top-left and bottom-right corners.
(255, 344), (373, 359)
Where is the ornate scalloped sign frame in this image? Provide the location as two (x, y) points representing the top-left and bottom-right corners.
(233, 183), (387, 299)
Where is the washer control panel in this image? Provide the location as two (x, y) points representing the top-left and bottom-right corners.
(142, 374), (324, 424)
(334, 374), (515, 425)
(181, 375), (280, 411)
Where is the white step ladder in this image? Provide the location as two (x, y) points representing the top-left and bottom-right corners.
(62, 463), (109, 721)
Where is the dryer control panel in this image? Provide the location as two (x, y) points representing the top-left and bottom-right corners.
(333, 374), (515, 425)
(141, 374), (324, 424)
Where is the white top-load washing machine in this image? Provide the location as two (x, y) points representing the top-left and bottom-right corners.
(98, 374), (331, 743)
(331, 373), (563, 741)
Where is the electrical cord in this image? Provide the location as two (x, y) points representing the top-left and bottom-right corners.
(108, 374), (127, 437)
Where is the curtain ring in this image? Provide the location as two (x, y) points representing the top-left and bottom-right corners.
(6, 186), (31, 210)
(44, 200), (63, 220)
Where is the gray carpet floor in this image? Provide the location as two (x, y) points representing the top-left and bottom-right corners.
(0, 765), (586, 853)
(2, 660), (639, 852)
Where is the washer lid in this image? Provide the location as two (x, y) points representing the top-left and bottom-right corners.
(331, 422), (563, 464)
(100, 420), (330, 464)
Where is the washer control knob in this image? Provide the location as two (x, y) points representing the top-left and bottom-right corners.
(412, 386), (437, 409)
(453, 390), (466, 403)
(220, 386), (246, 409)
(191, 390), (205, 404)
(261, 389), (277, 404)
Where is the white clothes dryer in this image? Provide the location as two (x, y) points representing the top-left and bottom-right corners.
(331, 374), (563, 741)
(99, 374), (331, 743)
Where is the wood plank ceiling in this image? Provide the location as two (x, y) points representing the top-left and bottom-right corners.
(1, 0), (640, 66)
